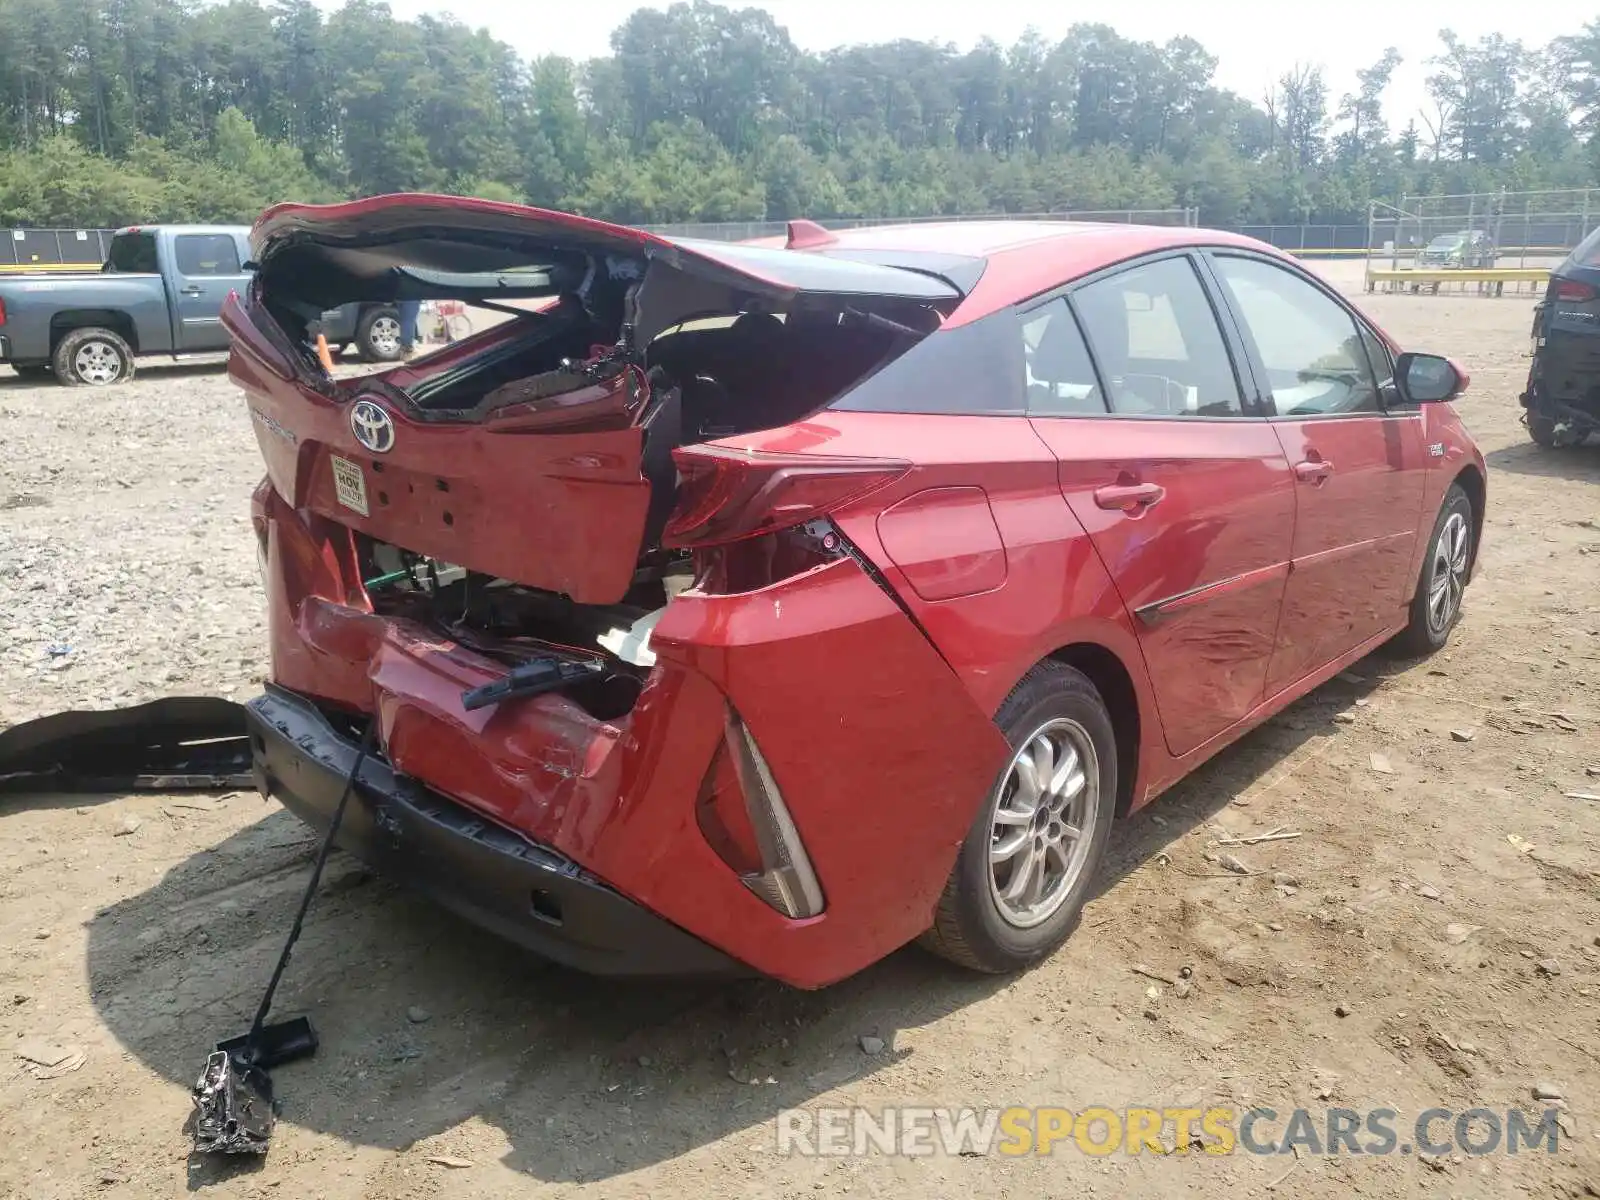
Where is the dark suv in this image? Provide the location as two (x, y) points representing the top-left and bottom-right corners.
(1521, 227), (1600, 446)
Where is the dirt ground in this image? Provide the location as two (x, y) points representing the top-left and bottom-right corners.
(1, 266), (1598, 1199)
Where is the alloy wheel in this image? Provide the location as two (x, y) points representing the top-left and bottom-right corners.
(987, 717), (1100, 929)
(1427, 511), (1470, 635)
(74, 340), (122, 385)
(369, 316), (402, 357)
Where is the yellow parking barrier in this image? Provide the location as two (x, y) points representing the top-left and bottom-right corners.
(1364, 267), (1550, 296)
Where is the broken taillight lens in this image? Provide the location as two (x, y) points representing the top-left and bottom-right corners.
(663, 445), (910, 549)
(1554, 277), (1597, 302)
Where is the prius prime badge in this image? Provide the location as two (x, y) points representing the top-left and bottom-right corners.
(350, 399), (395, 454)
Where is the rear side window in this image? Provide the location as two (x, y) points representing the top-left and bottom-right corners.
(105, 232), (157, 274)
(1570, 226), (1600, 268)
(830, 306), (1025, 416)
(1020, 299), (1106, 415)
(1072, 256), (1246, 417)
(175, 234), (242, 277)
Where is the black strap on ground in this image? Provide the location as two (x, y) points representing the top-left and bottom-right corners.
(244, 717), (377, 1062)
(193, 717), (377, 1156)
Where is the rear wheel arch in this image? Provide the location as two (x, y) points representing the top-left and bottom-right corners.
(1045, 642), (1141, 818)
(48, 309), (139, 355)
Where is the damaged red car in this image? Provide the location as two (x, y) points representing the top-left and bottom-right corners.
(229, 197), (1486, 989)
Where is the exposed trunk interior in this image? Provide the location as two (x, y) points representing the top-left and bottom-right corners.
(245, 204), (964, 696)
(357, 529), (677, 720)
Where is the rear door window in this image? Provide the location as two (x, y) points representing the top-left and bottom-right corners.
(175, 234), (243, 277)
(105, 232), (158, 274)
(1071, 256), (1247, 417)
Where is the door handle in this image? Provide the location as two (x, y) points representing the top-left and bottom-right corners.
(180, 285), (203, 296)
(1093, 482), (1166, 511)
(1294, 459), (1334, 483)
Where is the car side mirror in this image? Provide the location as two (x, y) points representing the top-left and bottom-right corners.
(1394, 352), (1468, 404)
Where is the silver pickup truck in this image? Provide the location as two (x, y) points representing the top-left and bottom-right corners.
(0, 225), (404, 385)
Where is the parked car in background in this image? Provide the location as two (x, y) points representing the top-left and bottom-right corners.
(0, 224), (401, 384)
(1417, 230), (1497, 269)
(1520, 224), (1600, 447)
(232, 196), (1487, 988)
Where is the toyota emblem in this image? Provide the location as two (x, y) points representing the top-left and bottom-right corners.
(350, 399), (395, 454)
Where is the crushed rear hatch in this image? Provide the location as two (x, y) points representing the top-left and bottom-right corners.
(228, 195), (961, 606)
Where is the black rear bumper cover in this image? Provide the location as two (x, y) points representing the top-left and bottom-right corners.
(245, 685), (745, 978)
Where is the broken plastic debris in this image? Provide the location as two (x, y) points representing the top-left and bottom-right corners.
(597, 607), (664, 668)
(17, 1039), (87, 1079)
(191, 1051), (274, 1155)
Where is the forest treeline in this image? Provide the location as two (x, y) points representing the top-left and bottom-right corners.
(2, 0), (1599, 228)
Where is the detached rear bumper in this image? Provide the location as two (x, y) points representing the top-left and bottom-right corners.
(245, 685), (746, 978)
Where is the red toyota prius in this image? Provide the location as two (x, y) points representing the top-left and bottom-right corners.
(229, 197), (1485, 989)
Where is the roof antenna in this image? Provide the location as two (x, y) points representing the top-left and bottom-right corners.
(786, 219), (837, 250)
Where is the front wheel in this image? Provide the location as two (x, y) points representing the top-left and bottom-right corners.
(1389, 483), (1473, 657)
(920, 661), (1118, 974)
(52, 326), (135, 386)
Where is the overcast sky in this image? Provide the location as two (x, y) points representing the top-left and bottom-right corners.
(346, 0), (1575, 130)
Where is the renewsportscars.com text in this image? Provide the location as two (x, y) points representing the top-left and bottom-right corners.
(775, 1105), (1564, 1158)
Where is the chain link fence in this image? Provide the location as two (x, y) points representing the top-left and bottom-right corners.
(1365, 188), (1600, 273)
(12, 201), (1593, 273)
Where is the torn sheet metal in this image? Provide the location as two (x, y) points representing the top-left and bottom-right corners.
(191, 1051), (275, 1155)
(0, 696), (252, 794)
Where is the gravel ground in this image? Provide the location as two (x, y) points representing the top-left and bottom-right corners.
(2, 269), (1599, 1200)
(0, 358), (264, 724)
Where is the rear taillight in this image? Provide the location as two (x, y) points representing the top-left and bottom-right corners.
(694, 519), (847, 595)
(696, 739), (762, 875)
(695, 708), (826, 920)
(0, 296), (8, 327)
(1554, 277), (1596, 302)
(663, 445), (910, 549)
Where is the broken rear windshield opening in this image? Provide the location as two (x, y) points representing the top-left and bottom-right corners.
(255, 232), (957, 437)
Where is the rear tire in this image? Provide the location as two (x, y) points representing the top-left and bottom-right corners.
(356, 306), (404, 362)
(1526, 413), (1558, 448)
(920, 661), (1118, 974)
(1389, 483), (1473, 658)
(52, 326), (135, 386)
